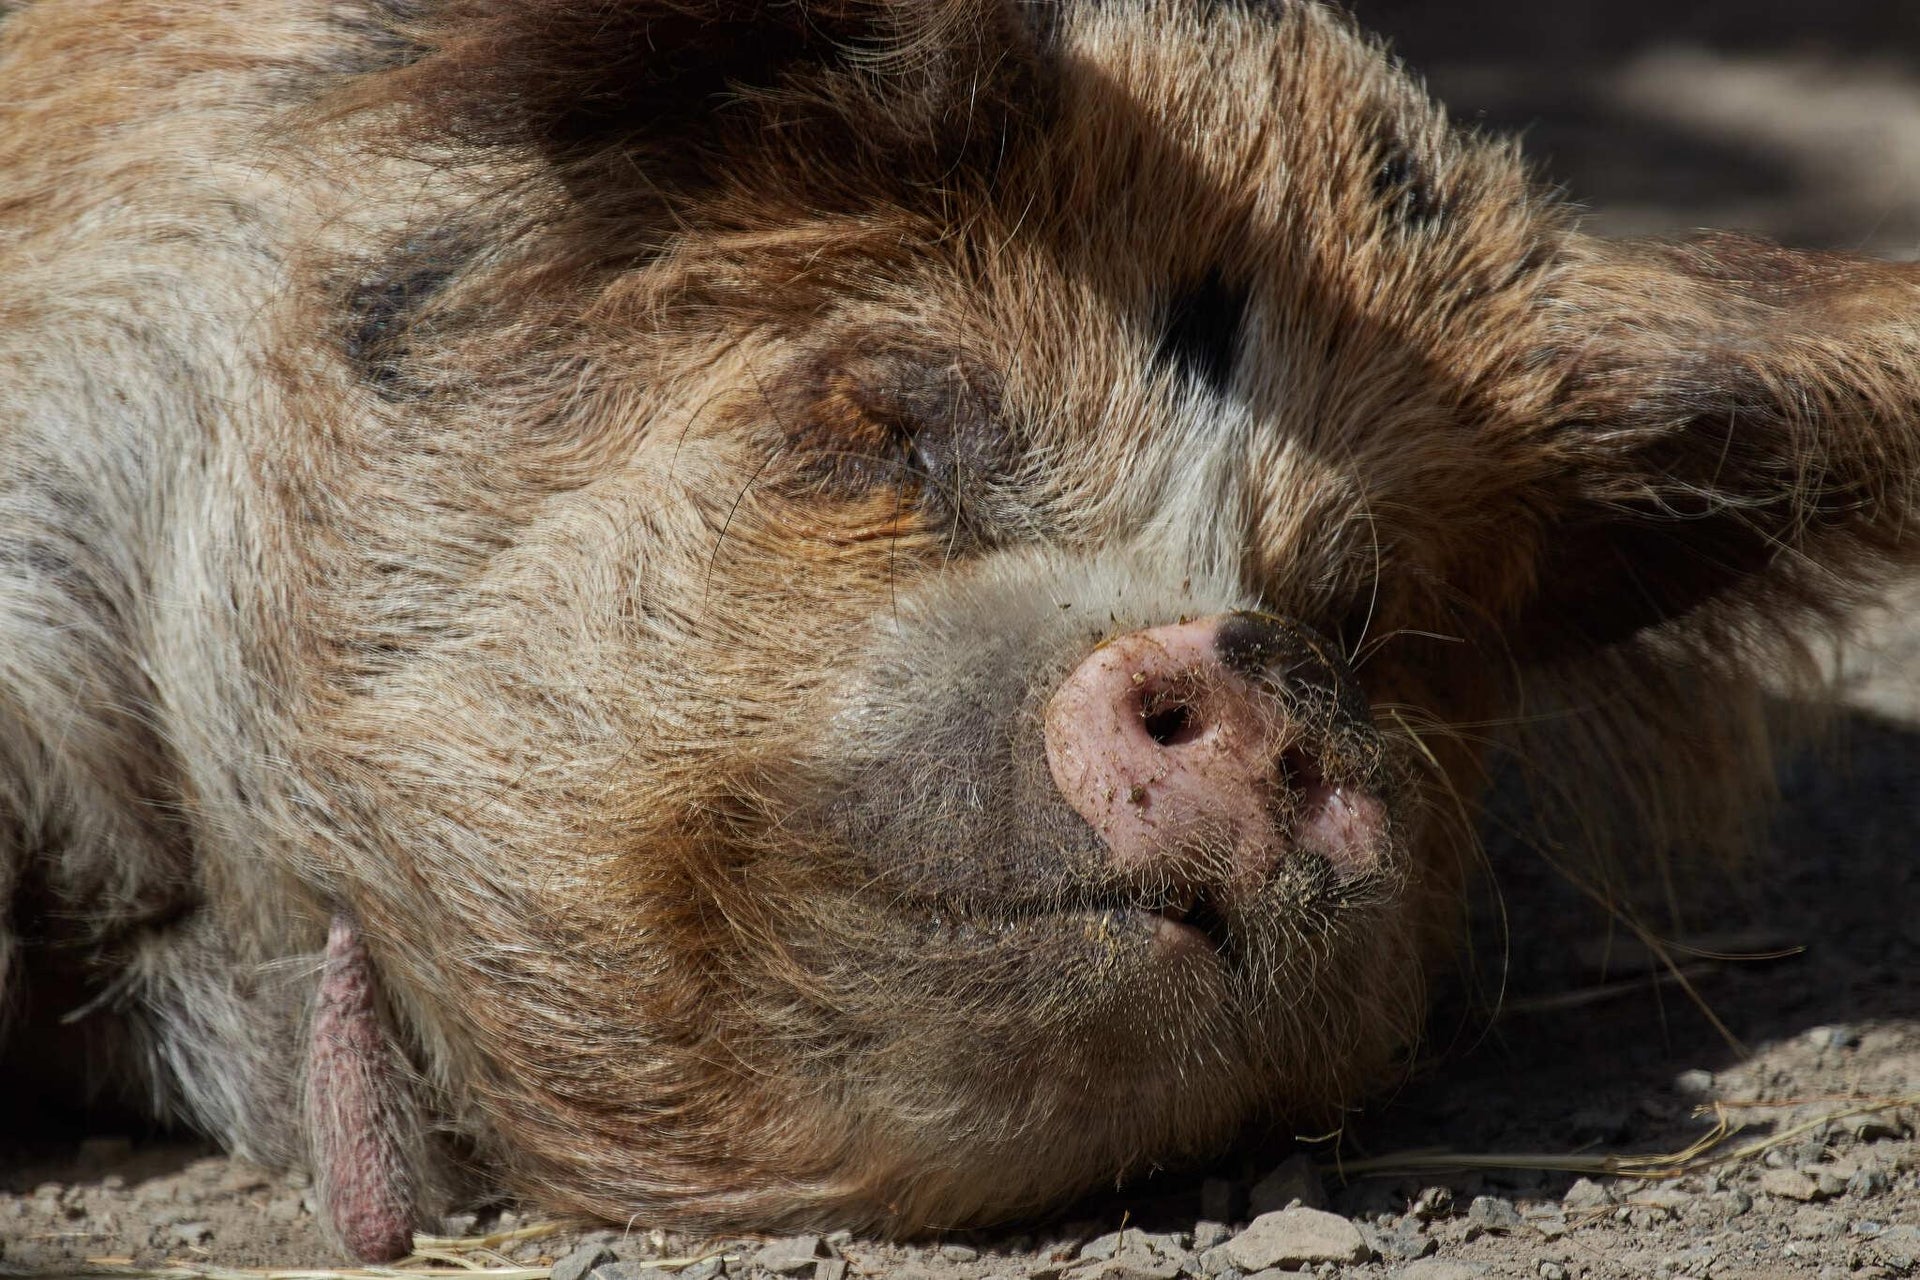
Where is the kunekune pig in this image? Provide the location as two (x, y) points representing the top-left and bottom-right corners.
(1, 0), (1916, 1260)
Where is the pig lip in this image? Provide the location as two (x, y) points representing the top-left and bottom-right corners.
(1147, 888), (1235, 958)
(889, 828), (1391, 959)
(902, 885), (1246, 961)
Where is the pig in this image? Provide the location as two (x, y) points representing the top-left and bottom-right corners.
(1, 0), (1916, 1261)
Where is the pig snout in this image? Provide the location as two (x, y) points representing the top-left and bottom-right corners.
(1043, 612), (1387, 890)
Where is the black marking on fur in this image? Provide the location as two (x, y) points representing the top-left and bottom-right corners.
(1373, 144), (1442, 229)
(342, 233), (467, 401)
(316, 1), (430, 77)
(1157, 270), (1248, 396)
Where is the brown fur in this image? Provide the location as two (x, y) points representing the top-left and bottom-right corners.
(2, 0), (1917, 1252)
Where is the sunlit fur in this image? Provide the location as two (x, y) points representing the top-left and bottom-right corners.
(3, 0), (1919, 1245)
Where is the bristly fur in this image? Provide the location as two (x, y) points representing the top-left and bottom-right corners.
(3, 0), (1919, 1257)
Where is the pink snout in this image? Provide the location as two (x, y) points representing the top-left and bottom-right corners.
(1043, 614), (1386, 889)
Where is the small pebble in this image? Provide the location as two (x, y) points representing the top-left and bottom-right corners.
(1196, 1244), (1238, 1277)
(941, 1244), (980, 1263)
(554, 1244), (617, 1280)
(1538, 1265), (1569, 1280)
(1466, 1196), (1520, 1234)
(1759, 1169), (1823, 1202)
(1089, 1252), (1182, 1280)
(1628, 1186), (1691, 1222)
(1561, 1178), (1610, 1211)
(1136, 1232), (1188, 1257)
(1192, 1222), (1231, 1251)
(590, 1262), (656, 1280)
(1672, 1069), (1715, 1095)
(1394, 1262), (1489, 1280)
(1361, 1218), (1432, 1262)
(1804, 1025), (1859, 1051)
(754, 1236), (824, 1275)
(1223, 1209), (1369, 1271)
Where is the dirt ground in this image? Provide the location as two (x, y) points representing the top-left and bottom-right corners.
(4, 3), (1920, 1278)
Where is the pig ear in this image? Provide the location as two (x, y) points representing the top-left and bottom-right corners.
(1513, 233), (1920, 657)
(366, 0), (1033, 191)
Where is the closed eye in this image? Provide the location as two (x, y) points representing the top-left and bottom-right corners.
(775, 346), (1013, 541)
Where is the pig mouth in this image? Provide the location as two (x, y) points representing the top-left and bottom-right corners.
(1143, 888), (1237, 955)
(825, 749), (1403, 964)
(882, 826), (1394, 967)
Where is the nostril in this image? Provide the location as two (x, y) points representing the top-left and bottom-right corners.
(1138, 680), (1207, 747)
(1140, 700), (1194, 746)
(1276, 746), (1311, 792)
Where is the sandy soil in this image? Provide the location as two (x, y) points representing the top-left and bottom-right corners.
(4, 2), (1919, 1278)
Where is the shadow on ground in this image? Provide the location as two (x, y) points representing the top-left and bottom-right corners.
(1354, 0), (1920, 253)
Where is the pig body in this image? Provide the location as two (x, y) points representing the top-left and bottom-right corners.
(2, 0), (1916, 1258)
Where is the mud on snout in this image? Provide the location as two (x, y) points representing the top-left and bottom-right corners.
(731, 553), (1430, 1213)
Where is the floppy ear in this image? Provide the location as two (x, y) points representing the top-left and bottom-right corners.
(1516, 232), (1920, 656)
(367, 0), (1035, 194)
